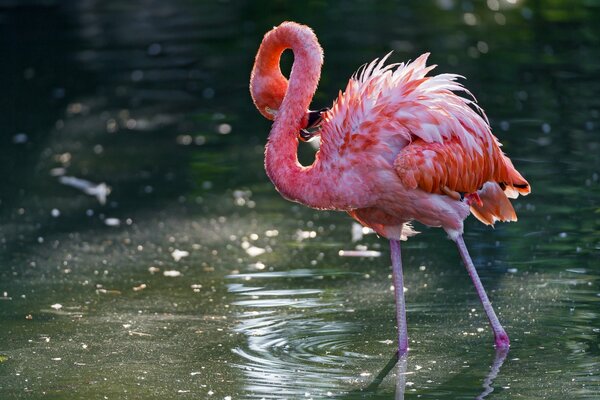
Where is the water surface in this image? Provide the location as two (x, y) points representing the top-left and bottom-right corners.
(1, 1), (599, 399)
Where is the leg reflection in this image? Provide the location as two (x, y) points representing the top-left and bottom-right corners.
(395, 353), (408, 400)
(358, 350), (408, 399)
(477, 348), (509, 400)
(364, 350), (400, 393)
(357, 347), (507, 398)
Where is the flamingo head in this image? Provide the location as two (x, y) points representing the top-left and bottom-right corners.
(250, 71), (288, 120)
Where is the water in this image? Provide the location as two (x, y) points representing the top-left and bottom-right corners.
(1, 1), (599, 398)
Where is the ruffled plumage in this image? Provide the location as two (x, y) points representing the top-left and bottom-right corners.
(318, 52), (529, 227)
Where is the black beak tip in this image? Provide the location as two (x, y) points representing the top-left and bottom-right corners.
(306, 107), (329, 128)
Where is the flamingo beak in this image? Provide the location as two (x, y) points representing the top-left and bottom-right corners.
(298, 129), (314, 142)
(298, 108), (328, 142)
(306, 108), (327, 128)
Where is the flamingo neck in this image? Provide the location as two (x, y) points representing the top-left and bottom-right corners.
(254, 22), (332, 209)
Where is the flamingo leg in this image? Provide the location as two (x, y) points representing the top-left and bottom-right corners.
(390, 239), (409, 354)
(455, 235), (510, 349)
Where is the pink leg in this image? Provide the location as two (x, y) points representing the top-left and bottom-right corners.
(455, 235), (510, 349)
(390, 240), (409, 354)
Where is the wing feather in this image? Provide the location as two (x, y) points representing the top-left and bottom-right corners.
(318, 52), (530, 206)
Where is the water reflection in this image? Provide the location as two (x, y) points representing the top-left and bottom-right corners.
(476, 349), (509, 400)
(228, 269), (371, 399)
(1, 0), (599, 398)
(358, 351), (407, 399)
(229, 264), (513, 399)
(349, 348), (508, 399)
(395, 355), (409, 400)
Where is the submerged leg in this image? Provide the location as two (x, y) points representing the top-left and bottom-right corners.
(455, 234), (510, 349)
(390, 239), (409, 354)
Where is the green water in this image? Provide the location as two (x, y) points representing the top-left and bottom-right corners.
(1, 1), (599, 399)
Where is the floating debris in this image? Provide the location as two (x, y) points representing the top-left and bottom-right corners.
(148, 266), (160, 274)
(249, 262), (266, 270)
(132, 283), (147, 291)
(338, 250), (382, 257)
(171, 249), (189, 262)
(58, 176), (111, 205)
(96, 288), (122, 295)
(104, 218), (121, 227)
(128, 331), (152, 337)
(191, 284), (202, 292)
(163, 270), (182, 277)
(265, 229), (279, 237)
(245, 246), (266, 257)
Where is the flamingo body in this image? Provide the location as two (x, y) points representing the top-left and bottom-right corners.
(250, 21), (530, 352)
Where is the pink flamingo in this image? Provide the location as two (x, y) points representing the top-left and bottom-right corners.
(250, 22), (530, 354)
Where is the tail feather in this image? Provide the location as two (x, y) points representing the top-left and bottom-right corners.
(499, 155), (530, 198)
(470, 181), (517, 225)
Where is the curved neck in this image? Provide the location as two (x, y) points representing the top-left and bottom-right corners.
(252, 22), (330, 208)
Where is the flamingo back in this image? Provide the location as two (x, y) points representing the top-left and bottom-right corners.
(318, 53), (530, 225)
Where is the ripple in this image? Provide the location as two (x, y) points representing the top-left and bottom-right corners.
(227, 268), (358, 280)
(239, 289), (324, 296)
(232, 298), (329, 308)
(228, 275), (371, 399)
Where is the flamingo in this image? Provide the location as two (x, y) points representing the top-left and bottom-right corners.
(249, 21), (530, 354)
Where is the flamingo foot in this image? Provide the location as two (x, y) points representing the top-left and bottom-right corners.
(494, 330), (510, 349)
